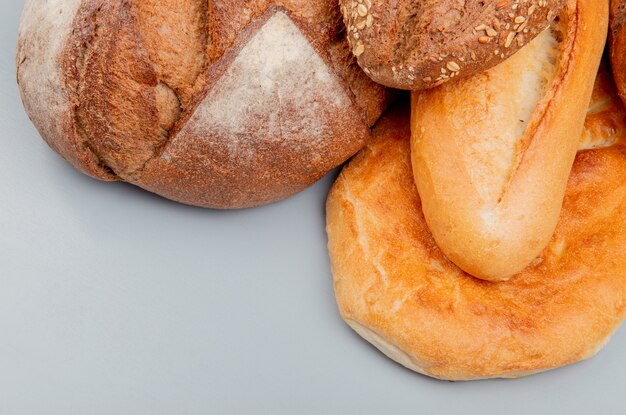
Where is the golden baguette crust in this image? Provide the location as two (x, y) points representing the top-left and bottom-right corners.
(410, 0), (607, 281)
(340, 0), (565, 90)
(326, 74), (626, 379)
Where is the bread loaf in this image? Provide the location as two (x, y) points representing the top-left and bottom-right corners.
(16, 0), (392, 209)
(326, 64), (626, 379)
(340, 0), (565, 90)
(410, 0), (607, 281)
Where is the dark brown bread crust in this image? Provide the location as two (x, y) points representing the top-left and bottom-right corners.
(340, 0), (566, 90)
(610, 0), (626, 107)
(17, 0), (392, 209)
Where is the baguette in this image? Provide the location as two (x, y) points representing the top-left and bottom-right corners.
(326, 63), (626, 379)
(410, 0), (607, 281)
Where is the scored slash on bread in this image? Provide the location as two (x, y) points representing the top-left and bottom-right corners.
(340, 0), (566, 90)
(16, 0), (392, 209)
(410, 0), (608, 281)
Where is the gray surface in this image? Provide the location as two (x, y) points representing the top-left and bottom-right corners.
(1, 1), (625, 414)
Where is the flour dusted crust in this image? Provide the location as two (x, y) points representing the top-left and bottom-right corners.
(340, 0), (566, 90)
(138, 11), (367, 207)
(410, 0), (608, 281)
(16, 0), (392, 209)
(326, 64), (626, 379)
(16, 0), (114, 180)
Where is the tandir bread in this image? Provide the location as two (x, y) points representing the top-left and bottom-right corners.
(16, 0), (391, 209)
(340, 0), (566, 90)
(326, 63), (626, 380)
(410, 0), (607, 281)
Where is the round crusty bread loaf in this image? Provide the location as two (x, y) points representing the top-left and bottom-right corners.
(410, 0), (607, 281)
(16, 0), (392, 209)
(340, 0), (566, 90)
(610, 0), (626, 107)
(326, 66), (626, 380)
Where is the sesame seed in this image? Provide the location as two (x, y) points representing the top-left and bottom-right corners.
(353, 43), (365, 56)
(505, 32), (515, 48)
(446, 61), (461, 72)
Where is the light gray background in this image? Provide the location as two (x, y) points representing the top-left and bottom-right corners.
(1, 1), (625, 414)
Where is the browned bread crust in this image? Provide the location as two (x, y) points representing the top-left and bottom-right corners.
(16, 0), (392, 209)
(326, 65), (626, 380)
(340, 0), (566, 90)
(610, 0), (626, 107)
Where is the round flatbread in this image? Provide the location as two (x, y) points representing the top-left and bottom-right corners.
(326, 73), (626, 380)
